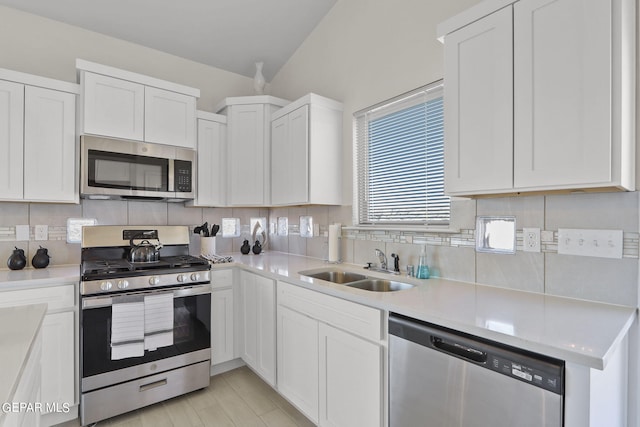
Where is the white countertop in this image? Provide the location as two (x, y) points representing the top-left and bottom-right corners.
(0, 254), (635, 370)
(217, 252), (637, 370)
(0, 265), (80, 291)
(0, 304), (47, 409)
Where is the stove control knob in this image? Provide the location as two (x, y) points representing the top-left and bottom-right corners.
(177, 274), (188, 283)
(149, 276), (160, 286)
(190, 273), (201, 282)
(100, 281), (113, 291)
(117, 280), (129, 290)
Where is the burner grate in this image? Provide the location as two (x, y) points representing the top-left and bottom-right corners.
(83, 259), (131, 275)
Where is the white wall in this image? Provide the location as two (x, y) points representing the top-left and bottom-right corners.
(270, 0), (482, 203)
(0, 5), (255, 112)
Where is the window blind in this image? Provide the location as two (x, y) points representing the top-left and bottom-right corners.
(354, 81), (449, 226)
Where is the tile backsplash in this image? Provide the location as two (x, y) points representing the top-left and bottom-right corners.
(0, 191), (637, 307)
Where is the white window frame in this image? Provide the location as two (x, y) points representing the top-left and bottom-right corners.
(353, 80), (449, 228)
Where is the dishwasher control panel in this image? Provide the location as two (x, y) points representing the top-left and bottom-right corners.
(489, 355), (563, 394)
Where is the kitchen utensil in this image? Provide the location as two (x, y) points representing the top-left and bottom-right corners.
(129, 235), (163, 263)
(32, 246), (50, 269)
(211, 224), (220, 236)
(194, 222), (210, 237)
(7, 247), (26, 270)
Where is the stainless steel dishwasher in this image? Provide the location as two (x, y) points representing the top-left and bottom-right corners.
(389, 313), (564, 427)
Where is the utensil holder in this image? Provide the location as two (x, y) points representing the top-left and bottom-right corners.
(201, 236), (216, 256)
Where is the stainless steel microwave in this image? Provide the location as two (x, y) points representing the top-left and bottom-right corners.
(80, 135), (195, 201)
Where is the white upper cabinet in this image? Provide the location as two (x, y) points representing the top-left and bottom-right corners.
(82, 72), (144, 141)
(144, 86), (196, 148)
(270, 94), (343, 206)
(0, 80), (24, 200)
(24, 86), (77, 202)
(187, 111), (227, 207)
(439, 0), (635, 196)
(78, 59), (199, 148)
(443, 6), (513, 194)
(216, 96), (289, 206)
(0, 69), (79, 203)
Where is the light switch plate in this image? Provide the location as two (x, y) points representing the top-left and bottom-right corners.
(15, 225), (29, 241)
(558, 228), (623, 259)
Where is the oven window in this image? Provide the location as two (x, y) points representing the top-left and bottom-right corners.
(81, 293), (210, 378)
(88, 150), (168, 191)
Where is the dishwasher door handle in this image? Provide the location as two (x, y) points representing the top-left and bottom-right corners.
(431, 336), (487, 364)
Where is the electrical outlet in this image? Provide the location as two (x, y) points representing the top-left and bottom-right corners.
(558, 228), (623, 259)
(35, 225), (48, 241)
(523, 228), (540, 252)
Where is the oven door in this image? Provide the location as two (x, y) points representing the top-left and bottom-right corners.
(80, 284), (211, 392)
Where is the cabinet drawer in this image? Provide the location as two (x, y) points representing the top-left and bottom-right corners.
(0, 285), (75, 311)
(210, 269), (233, 290)
(277, 281), (382, 342)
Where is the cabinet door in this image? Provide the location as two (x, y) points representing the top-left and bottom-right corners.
(513, 0), (612, 188)
(41, 311), (75, 412)
(271, 105), (309, 205)
(23, 86), (76, 202)
(82, 72), (144, 141)
(277, 306), (319, 423)
(318, 323), (382, 427)
(286, 105), (309, 204)
(240, 271), (276, 386)
(227, 104), (266, 205)
(240, 272), (258, 368)
(145, 86), (196, 148)
(0, 80), (24, 200)
(270, 114), (289, 205)
(196, 118), (226, 206)
(255, 274), (276, 386)
(211, 288), (234, 365)
(443, 6), (513, 195)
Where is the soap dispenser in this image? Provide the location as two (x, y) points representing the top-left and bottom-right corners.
(416, 245), (430, 279)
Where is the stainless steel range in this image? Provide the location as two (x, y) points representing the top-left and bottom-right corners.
(79, 225), (211, 426)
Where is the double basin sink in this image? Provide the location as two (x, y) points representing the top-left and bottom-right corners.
(299, 269), (414, 292)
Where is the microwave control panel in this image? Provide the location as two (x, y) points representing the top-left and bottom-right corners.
(174, 160), (192, 192)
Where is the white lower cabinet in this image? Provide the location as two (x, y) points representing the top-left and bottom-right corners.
(40, 311), (75, 410)
(211, 288), (234, 365)
(318, 323), (382, 427)
(5, 327), (42, 427)
(0, 284), (77, 425)
(240, 270), (276, 386)
(277, 306), (319, 423)
(276, 281), (384, 427)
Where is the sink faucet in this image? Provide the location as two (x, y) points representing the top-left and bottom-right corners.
(375, 249), (387, 271)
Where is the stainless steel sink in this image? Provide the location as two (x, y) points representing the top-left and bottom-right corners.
(301, 270), (368, 284)
(345, 279), (414, 292)
(299, 269), (414, 292)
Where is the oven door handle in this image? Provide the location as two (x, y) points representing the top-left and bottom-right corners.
(82, 284), (211, 309)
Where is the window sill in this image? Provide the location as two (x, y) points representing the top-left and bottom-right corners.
(343, 225), (461, 234)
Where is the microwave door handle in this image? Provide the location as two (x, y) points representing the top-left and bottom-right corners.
(168, 159), (175, 192)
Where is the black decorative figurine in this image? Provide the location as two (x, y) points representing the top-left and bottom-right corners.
(240, 239), (251, 255)
(32, 246), (51, 269)
(7, 247), (27, 270)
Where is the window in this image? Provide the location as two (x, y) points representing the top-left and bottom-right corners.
(354, 81), (449, 226)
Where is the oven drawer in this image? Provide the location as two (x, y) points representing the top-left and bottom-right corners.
(81, 360), (210, 425)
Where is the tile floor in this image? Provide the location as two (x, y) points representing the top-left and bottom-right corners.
(55, 366), (315, 427)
